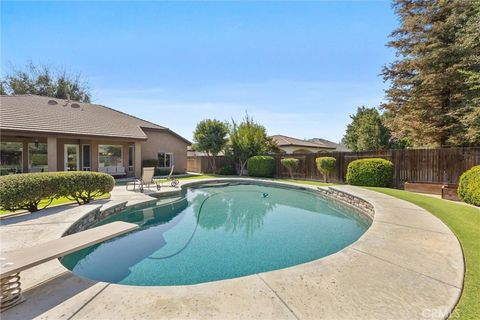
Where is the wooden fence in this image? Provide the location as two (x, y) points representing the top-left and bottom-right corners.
(187, 147), (480, 189)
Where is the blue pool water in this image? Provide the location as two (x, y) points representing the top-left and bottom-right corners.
(61, 183), (370, 286)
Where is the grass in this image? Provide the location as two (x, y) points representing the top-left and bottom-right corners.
(0, 193), (111, 215)
(366, 187), (479, 320)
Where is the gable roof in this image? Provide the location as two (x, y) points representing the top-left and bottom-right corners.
(0, 95), (188, 142)
(271, 134), (335, 149)
(308, 138), (350, 151)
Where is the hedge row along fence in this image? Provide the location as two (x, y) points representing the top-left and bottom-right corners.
(188, 147), (480, 188)
(0, 172), (115, 213)
(346, 158), (394, 187)
(247, 156), (276, 178)
(458, 165), (480, 207)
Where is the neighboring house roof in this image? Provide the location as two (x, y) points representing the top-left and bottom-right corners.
(309, 138), (350, 151)
(271, 134), (335, 149)
(0, 95), (190, 143)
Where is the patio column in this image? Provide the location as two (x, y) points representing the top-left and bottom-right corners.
(47, 137), (58, 172)
(134, 141), (142, 178)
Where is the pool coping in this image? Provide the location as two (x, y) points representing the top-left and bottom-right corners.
(1, 178), (465, 319)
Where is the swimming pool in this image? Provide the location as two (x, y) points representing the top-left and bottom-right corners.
(61, 182), (370, 286)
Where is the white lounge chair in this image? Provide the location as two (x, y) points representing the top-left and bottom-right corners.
(154, 166), (179, 189)
(126, 167), (155, 192)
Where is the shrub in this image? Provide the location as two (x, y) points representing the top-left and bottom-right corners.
(142, 159), (158, 167)
(346, 158), (394, 187)
(281, 158), (300, 179)
(458, 165), (480, 206)
(0, 171), (115, 212)
(218, 164), (236, 175)
(247, 156), (275, 177)
(154, 168), (171, 176)
(315, 157), (336, 183)
(57, 172), (115, 205)
(0, 173), (61, 212)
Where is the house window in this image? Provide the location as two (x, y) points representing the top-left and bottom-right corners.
(0, 142), (23, 175)
(98, 145), (123, 167)
(157, 152), (173, 168)
(128, 145), (134, 172)
(28, 143), (48, 172)
(82, 145), (91, 170)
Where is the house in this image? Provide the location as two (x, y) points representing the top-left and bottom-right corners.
(0, 95), (190, 177)
(308, 138), (350, 152)
(271, 134), (348, 154)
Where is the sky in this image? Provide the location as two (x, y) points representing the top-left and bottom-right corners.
(1, 1), (398, 143)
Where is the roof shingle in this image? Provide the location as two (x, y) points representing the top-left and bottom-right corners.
(0, 95), (167, 140)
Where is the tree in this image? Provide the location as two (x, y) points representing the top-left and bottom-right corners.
(193, 119), (229, 174)
(1, 62), (91, 102)
(315, 157), (336, 183)
(228, 114), (270, 176)
(342, 107), (394, 151)
(281, 158), (299, 179)
(381, 0), (480, 147)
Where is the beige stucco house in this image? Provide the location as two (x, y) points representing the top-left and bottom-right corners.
(271, 134), (347, 154)
(0, 95), (190, 177)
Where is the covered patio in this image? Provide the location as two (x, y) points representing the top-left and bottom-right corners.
(0, 132), (142, 178)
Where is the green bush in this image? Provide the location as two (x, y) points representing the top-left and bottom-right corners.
(458, 165), (480, 206)
(346, 158), (394, 187)
(154, 168), (172, 176)
(0, 173), (61, 212)
(247, 156), (275, 177)
(56, 172), (115, 205)
(281, 158), (300, 179)
(315, 157), (336, 183)
(0, 171), (115, 212)
(142, 159), (158, 167)
(218, 164), (236, 175)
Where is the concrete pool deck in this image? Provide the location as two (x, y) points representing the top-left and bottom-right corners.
(0, 178), (464, 319)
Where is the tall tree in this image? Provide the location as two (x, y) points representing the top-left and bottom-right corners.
(1, 62), (91, 102)
(342, 107), (399, 151)
(228, 114), (271, 176)
(381, 0), (480, 147)
(193, 119), (229, 174)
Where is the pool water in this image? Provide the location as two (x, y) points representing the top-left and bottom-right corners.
(61, 183), (370, 286)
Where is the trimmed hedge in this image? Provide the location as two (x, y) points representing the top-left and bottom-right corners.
(458, 165), (480, 207)
(281, 158), (300, 179)
(315, 157), (336, 183)
(142, 159), (158, 167)
(247, 156), (275, 177)
(346, 158), (394, 187)
(56, 172), (115, 205)
(218, 164), (236, 175)
(0, 171), (114, 212)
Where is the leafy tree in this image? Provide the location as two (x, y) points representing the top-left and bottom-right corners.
(342, 107), (394, 151)
(281, 158), (299, 179)
(1, 62), (91, 102)
(381, 0), (480, 147)
(315, 157), (336, 183)
(228, 114), (271, 176)
(193, 119), (229, 174)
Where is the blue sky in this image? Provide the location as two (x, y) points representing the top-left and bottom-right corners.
(2, 1), (397, 142)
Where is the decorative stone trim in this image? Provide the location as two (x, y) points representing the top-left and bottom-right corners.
(63, 201), (128, 236)
(316, 187), (375, 221)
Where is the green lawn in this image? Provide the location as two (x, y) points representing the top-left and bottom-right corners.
(366, 187), (479, 320)
(0, 193), (111, 215)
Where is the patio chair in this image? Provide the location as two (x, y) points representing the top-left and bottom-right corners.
(154, 166), (179, 190)
(126, 167), (155, 192)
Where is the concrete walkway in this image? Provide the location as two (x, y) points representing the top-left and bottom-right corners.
(0, 179), (464, 320)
